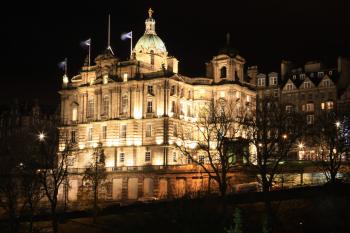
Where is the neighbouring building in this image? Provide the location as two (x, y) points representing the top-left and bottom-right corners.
(58, 9), (256, 204)
(255, 58), (350, 160)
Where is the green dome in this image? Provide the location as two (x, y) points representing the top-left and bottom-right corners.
(134, 34), (167, 54)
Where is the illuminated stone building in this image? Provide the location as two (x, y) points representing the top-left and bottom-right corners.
(58, 9), (256, 202)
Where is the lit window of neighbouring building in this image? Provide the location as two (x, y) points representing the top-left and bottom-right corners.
(303, 81), (311, 89)
(286, 83), (293, 91)
(307, 115), (314, 125)
(120, 125), (127, 138)
(145, 151), (151, 162)
(326, 101), (334, 110)
(258, 78), (265, 87)
(269, 76), (277, 86)
(146, 124), (152, 137)
(306, 103), (314, 112)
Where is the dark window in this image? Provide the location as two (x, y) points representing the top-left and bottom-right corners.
(220, 66), (227, 78)
(150, 50), (154, 65)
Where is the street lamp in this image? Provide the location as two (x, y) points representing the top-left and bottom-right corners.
(298, 143), (304, 149)
(282, 134), (287, 139)
(38, 132), (45, 141)
(335, 121), (341, 128)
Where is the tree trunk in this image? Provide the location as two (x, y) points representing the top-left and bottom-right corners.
(93, 184), (98, 224)
(51, 203), (58, 233)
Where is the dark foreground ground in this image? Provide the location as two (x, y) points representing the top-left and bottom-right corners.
(3, 183), (350, 233)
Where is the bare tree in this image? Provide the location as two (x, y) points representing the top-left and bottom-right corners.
(241, 97), (305, 232)
(312, 111), (349, 184)
(176, 99), (243, 197)
(83, 142), (107, 223)
(36, 122), (70, 233)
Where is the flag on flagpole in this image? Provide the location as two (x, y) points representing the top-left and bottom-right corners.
(58, 59), (67, 70)
(80, 38), (91, 47)
(121, 31), (132, 40)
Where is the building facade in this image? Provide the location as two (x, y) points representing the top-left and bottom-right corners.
(58, 10), (256, 203)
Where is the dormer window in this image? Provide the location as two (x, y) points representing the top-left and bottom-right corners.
(329, 70), (333, 75)
(220, 66), (227, 78)
(300, 74), (305, 79)
(258, 78), (266, 87)
(286, 83), (293, 91)
(292, 75), (296, 80)
(269, 76), (277, 86)
(303, 81), (311, 89)
(323, 79), (330, 87)
(317, 72), (324, 78)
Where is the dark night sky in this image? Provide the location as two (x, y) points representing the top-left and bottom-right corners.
(1, 0), (350, 106)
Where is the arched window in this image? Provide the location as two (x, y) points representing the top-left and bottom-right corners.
(150, 50), (155, 65)
(220, 66), (227, 78)
(72, 106), (78, 121)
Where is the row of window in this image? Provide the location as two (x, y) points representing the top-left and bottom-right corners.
(285, 101), (334, 113)
(257, 76), (278, 87)
(285, 79), (331, 91)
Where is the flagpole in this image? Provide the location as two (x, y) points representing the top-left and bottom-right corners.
(88, 43), (91, 70)
(130, 31), (133, 59)
(108, 14), (111, 48)
(65, 58), (67, 75)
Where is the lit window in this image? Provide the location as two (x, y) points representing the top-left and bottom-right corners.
(102, 96), (109, 116)
(300, 74), (306, 79)
(173, 152), (177, 162)
(286, 83), (293, 91)
(173, 124), (178, 137)
(88, 127), (93, 141)
(147, 101), (153, 113)
(146, 124), (152, 137)
(121, 95), (128, 114)
(102, 126), (107, 139)
(87, 99), (94, 118)
(120, 153), (125, 163)
(71, 130), (76, 143)
(147, 85), (154, 95)
(326, 101), (334, 110)
(246, 95), (251, 102)
(306, 103), (314, 112)
(145, 151), (151, 162)
(72, 107), (78, 122)
(236, 91), (240, 99)
(318, 72), (324, 78)
(292, 75), (296, 80)
(120, 124), (127, 138)
(123, 73), (128, 82)
(170, 85), (176, 95)
(199, 155), (205, 164)
(258, 78), (266, 87)
(321, 102), (325, 110)
(171, 101), (176, 113)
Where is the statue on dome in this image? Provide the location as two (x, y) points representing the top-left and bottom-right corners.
(148, 8), (154, 18)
